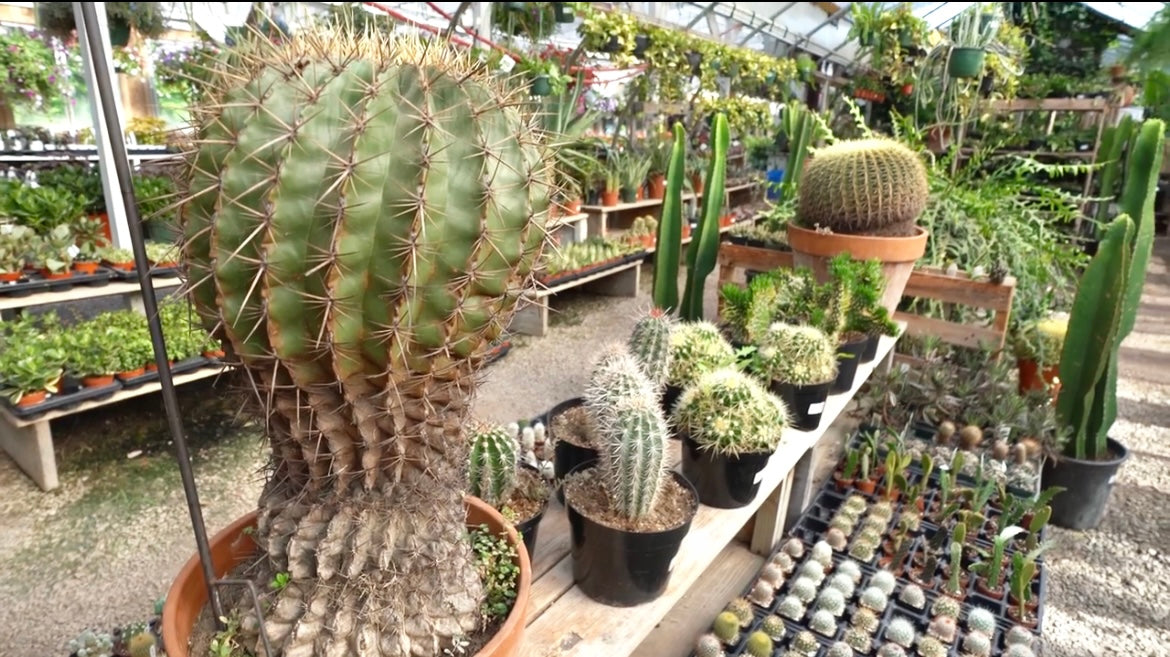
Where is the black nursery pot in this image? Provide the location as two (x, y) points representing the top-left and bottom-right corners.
(860, 333), (880, 363)
(771, 380), (832, 431)
(550, 397), (599, 504)
(515, 499), (548, 559)
(680, 434), (772, 508)
(661, 384), (684, 427)
(832, 333), (869, 393)
(1042, 438), (1129, 530)
(566, 466), (698, 607)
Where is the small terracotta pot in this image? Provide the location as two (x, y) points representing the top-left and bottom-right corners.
(118, 367), (146, 379)
(145, 360), (175, 373)
(114, 261), (135, 271)
(901, 83), (914, 96)
(635, 186), (644, 201)
(648, 173), (665, 199)
(82, 374), (116, 387)
(202, 349), (226, 359)
(856, 479), (877, 495)
(1007, 604), (1038, 628)
(691, 173), (704, 196)
(566, 199), (582, 214)
(640, 235), (654, 249)
(154, 261), (178, 269)
(40, 269), (73, 281)
(17, 390), (48, 407)
(1009, 593), (1040, 612)
(601, 189), (619, 207)
(73, 261), (100, 275)
(833, 474), (854, 492)
(1017, 357), (1059, 394)
(975, 578), (1004, 599)
(0, 271), (24, 282)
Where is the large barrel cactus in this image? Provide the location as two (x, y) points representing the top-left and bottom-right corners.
(180, 31), (552, 656)
(797, 138), (929, 237)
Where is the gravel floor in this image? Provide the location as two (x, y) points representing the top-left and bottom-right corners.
(0, 252), (1168, 656)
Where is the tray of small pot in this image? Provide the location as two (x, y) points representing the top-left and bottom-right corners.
(3, 378), (123, 419)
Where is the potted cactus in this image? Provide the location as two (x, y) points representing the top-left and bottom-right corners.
(163, 32), (551, 657)
(1013, 314), (1067, 394)
(752, 322), (838, 430)
(788, 138), (930, 312)
(664, 321), (738, 418)
(468, 425), (551, 559)
(99, 246), (136, 272)
(969, 525), (1025, 598)
(673, 368), (789, 508)
(564, 344), (698, 606)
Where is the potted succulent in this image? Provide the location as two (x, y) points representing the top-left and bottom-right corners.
(468, 425), (551, 558)
(752, 323), (838, 431)
(664, 321), (738, 420)
(564, 344), (698, 606)
(0, 225), (34, 282)
(968, 525), (1024, 599)
(69, 321), (123, 387)
(674, 368), (789, 508)
(647, 135), (672, 200)
(1013, 314), (1067, 394)
(601, 156), (621, 207)
(626, 215), (658, 250)
(0, 332), (65, 406)
(71, 215), (108, 275)
(100, 246), (136, 271)
(145, 241), (179, 268)
(36, 224), (76, 280)
(946, 5), (998, 79)
(619, 150), (652, 203)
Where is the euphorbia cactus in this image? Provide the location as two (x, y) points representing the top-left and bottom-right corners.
(180, 30), (553, 656)
(467, 425), (517, 507)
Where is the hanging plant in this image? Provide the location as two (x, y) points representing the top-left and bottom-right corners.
(37, 3), (167, 46)
(0, 28), (59, 110)
(492, 2), (558, 40)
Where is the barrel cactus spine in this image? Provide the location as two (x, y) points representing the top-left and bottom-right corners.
(672, 368), (789, 455)
(628, 308), (675, 387)
(468, 425), (518, 507)
(756, 323), (838, 386)
(667, 321), (737, 389)
(180, 30), (554, 656)
(585, 344), (660, 425)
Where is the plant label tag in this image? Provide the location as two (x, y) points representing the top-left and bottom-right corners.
(499, 55), (516, 73)
(807, 402), (826, 415)
(67, 245), (80, 258)
(1108, 474), (1119, 485)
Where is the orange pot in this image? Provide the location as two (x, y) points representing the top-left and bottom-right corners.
(901, 83), (914, 96)
(0, 271), (21, 282)
(640, 234), (655, 249)
(1017, 358), (1059, 394)
(648, 173), (666, 199)
(17, 390), (48, 407)
(162, 496), (531, 657)
(566, 198), (582, 214)
(787, 224), (928, 313)
(145, 360), (174, 373)
(635, 186), (644, 201)
(82, 374), (116, 387)
(601, 189), (620, 207)
(40, 269), (73, 281)
(73, 261), (100, 275)
(117, 367), (146, 380)
(691, 174), (705, 196)
(202, 349), (226, 359)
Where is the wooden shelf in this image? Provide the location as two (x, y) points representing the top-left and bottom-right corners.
(989, 97), (1111, 112)
(0, 276), (181, 311)
(958, 148), (1096, 160)
(581, 182), (758, 215)
(527, 257), (645, 300)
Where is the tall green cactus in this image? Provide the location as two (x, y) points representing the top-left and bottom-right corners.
(1057, 119), (1164, 460)
(1094, 115), (1136, 224)
(680, 113), (729, 322)
(780, 102), (820, 201)
(468, 426), (518, 507)
(653, 123), (687, 311)
(586, 345), (659, 423)
(628, 308), (674, 387)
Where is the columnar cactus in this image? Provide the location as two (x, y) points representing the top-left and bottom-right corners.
(596, 394), (668, 519)
(586, 344), (659, 423)
(467, 425), (518, 507)
(180, 30), (553, 656)
(666, 321), (737, 388)
(672, 368), (789, 455)
(628, 308), (674, 387)
(755, 323), (838, 386)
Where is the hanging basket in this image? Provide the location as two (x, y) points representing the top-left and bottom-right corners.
(948, 47), (986, 79)
(530, 75), (551, 96)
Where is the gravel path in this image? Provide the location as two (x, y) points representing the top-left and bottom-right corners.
(0, 251), (1168, 656)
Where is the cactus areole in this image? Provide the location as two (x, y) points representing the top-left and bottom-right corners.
(178, 32), (551, 656)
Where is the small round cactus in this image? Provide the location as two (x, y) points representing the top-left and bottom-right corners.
(897, 583), (926, 609)
(836, 506), (861, 523)
(756, 322), (838, 385)
(68, 630), (114, 657)
(727, 597), (754, 627)
(869, 500), (895, 520)
(962, 630), (993, 657)
(857, 526), (883, 545)
(829, 515), (856, 535)
(810, 540), (834, 568)
(777, 595), (805, 620)
(798, 559), (826, 584)
(825, 527), (848, 550)
(843, 494), (868, 512)
(966, 607), (997, 635)
(770, 551), (796, 574)
(759, 563), (784, 589)
(695, 633), (724, 657)
(876, 644), (908, 657)
(744, 631), (774, 657)
(748, 580), (775, 607)
(826, 572), (856, 598)
(790, 577), (818, 603)
(816, 587), (846, 617)
(782, 537), (805, 559)
(861, 515), (888, 533)
(1005, 625), (1034, 647)
(836, 559), (862, 584)
(931, 595), (961, 618)
(896, 510), (920, 532)
(844, 628), (872, 654)
(826, 641), (853, 657)
(927, 615), (957, 643)
(468, 425), (519, 507)
(761, 614), (786, 641)
(859, 585), (888, 612)
(850, 606), (880, 634)
(713, 611), (741, 645)
(672, 367), (789, 455)
(883, 617), (916, 648)
(791, 630), (819, 655)
(917, 636), (946, 657)
(667, 321), (737, 388)
(869, 569), (897, 596)
(1004, 645), (1037, 657)
(810, 609), (837, 636)
(848, 540), (876, 562)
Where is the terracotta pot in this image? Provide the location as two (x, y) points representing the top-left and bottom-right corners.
(163, 497), (530, 657)
(640, 235), (654, 249)
(0, 271), (22, 283)
(975, 578), (1004, 599)
(118, 367), (146, 379)
(202, 349), (226, 359)
(115, 261), (135, 271)
(73, 261), (100, 275)
(833, 474), (854, 492)
(635, 186), (644, 201)
(1009, 592), (1040, 612)
(566, 199), (582, 214)
(145, 360), (175, 373)
(82, 374), (116, 387)
(601, 189), (619, 207)
(1017, 357), (1059, 394)
(17, 390), (48, 407)
(691, 174), (704, 196)
(40, 269), (74, 281)
(901, 83), (914, 96)
(1007, 604), (1038, 629)
(787, 224), (928, 313)
(856, 479), (877, 495)
(648, 173), (666, 199)
(155, 261), (178, 269)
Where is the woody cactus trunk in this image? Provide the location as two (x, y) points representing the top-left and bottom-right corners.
(180, 31), (551, 656)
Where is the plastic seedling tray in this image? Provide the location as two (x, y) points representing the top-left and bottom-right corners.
(2, 380), (122, 419)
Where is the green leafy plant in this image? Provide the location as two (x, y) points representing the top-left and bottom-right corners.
(969, 525), (1026, 592)
(0, 28), (59, 109)
(4, 183), (88, 234)
(68, 321), (125, 378)
(653, 123), (686, 311)
(0, 226), (35, 274)
(36, 224), (75, 273)
(0, 322), (65, 401)
(133, 175), (177, 224)
(72, 215), (108, 262)
(269, 571), (290, 592)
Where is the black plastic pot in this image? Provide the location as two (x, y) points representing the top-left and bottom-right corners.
(550, 397), (599, 504)
(832, 334), (869, 394)
(515, 500), (548, 560)
(860, 334), (880, 363)
(771, 380), (832, 431)
(633, 34), (650, 58)
(1041, 438), (1129, 530)
(680, 434), (772, 508)
(686, 51), (702, 76)
(566, 466), (698, 606)
(661, 384), (684, 426)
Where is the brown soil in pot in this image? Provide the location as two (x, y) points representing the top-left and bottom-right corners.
(504, 468), (549, 525)
(563, 468), (694, 532)
(551, 404), (597, 449)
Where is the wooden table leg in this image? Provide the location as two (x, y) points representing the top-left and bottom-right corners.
(782, 447), (817, 533)
(750, 475), (793, 555)
(0, 418), (58, 490)
(510, 297), (550, 337)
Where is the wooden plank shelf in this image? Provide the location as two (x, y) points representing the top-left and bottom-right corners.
(989, 97), (1110, 112)
(517, 332), (902, 657)
(0, 275), (181, 312)
(547, 212), (590, 243)
(511, 258), (645, 337)
(581, 182), (758, 215)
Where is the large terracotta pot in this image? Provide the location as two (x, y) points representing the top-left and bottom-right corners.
(163, 496), (531, 657)
(787, 224), (928, 313)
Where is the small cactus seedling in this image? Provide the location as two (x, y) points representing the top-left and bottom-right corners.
(876, 644), (907, 657)
(810, 609), (837, 636)
(850, 606), (880, 634)
(897, 583), (926, 609)
(798, 559), (826, 584)
(958, 424), (983, 449)
(859, 585), (888, 612)
(791, 630), (819, 655)
(759, 563), (784, 589)
(869, 500), (895, 520)
(917, 636), (946, 657)
(810, 540), (833, 567)
(883, 617), (916, 648)
(782, 537), (805, 558)
(761, 614), (786, 640)
(1004, 645), (1037, 657)
(844, 628), (872, 653)
(791, 577), (819, 603)
(869, 569), (897, 595)
(937, 420), (956, 444)
(931, 595), (961, 618)
(712, 611), (741, 645)
(748, 580), (775, 607)
(127, 632), (156, 657)
(744, 631), (774, 657)
(695, 633), (724, 657)
(836, 559), (862, 584)
(962, 630), (993, 657)
(844, 494), (868, 512)
(727, 597), (754, 627)
(816, 587), (847, 616)
(777, 595), (805, 620)
(628, 308), (674, 387)
(826, 641), (853, 657)
(826, 572), (856, 598)
(468, 425), (519, 507)
(966, 607), (997, 635)
(769, 551), (795, 574)
(861, 515), (888, 533)
(849, 540), (876, 562)
(825, 527), (848, 550)
(1005, 625), (1034, 647)
(927, 615), (957, 643)
(68, 630), (114, 657)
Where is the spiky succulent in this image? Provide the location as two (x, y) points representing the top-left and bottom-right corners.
(695, 633), (725, 657)
(1005, 625), (1035, 647)
(180, 30), (554, 656)
(869, 570), (897, 596)
(727, 597), (754, 627)
(810, 609), (837, 636)
(826, 572), (855, 598)
(585, 344), (659, 425)
(844, 628), (872, 654)
(791, 630), (819, 655)
(467, 425), (517, 507)
(967, 607), (997, 635)
(1004, 645), (1037, 657)
(790, 577), (819, 604)
(744, 631), (774, 657)
(917, 636), (946, 657)
(883, 617), (916, 648)
(836, 559), (862, 584)
(798, 559), (826, 585)
(797, 138), (929, 236)
(859, 585), (888, 612)
(861, 515), (889, 533)
(672, 368), (789, 455)
(825, 527), (848, 551)
(777, 595), (805, 620)
(770, 551), (795, 574)
(826, 641), (853, 657)
(869, 500), (895, 520)
(666, 321), (737, 388)
(856, 527), (883, 546)
(748, 580), (775, 608)
(897, 583), (926, 609)
(931, 595), (961, 618)
(758, 563), (784, 589)
(843, 494), (868, 512)
(755, 323), (838, 386)
(927, 615), (957, 643)
(815, 587), (846, 617)
(810, 540), (833, 567)
(712, 611), (740, 645)
(850, 606), (880, 634)
(849, 540), (876, 562)
(761, 615), (786, 641)
(829, 515), (856, 535)
(68, 630), (113, 657)
(628, 308), (674, 387)
(962, 631), (993, 657)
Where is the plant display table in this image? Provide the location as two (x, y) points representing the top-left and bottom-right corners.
(511, 256), (647, 337)
(514, 331), (901, 656)
(582, 182), (759, 237)
(547, 212), (591, 244)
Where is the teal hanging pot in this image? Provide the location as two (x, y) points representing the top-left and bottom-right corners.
(531, 74), (551, 96)
(108, 17), (131, 47)
(505, 2), (527, 12)
(765, 71), (777, 84)
(553, 2), (574, 23)
(948, 47), (986, 79)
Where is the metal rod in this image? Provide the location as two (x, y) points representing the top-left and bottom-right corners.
(75, 0), (224, 627)
(686, 1), (719, 28)
(737, 3), (795, 45)
(215, 580), (274, 656)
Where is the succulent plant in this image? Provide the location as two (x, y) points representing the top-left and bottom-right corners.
(713, 611), (741, 645)
(869, 569), (897, 596)
(859, 585), (888, 612)
(755, 323), (839, 385)
(860, 514), (888, 533)
(761, 614), (786, 641)
(927, 614), (957, 643)
(628, 308), (674, 387)
(810, 609), (837, 636)
(586, 344), (659, 423)
(815, 587), (846, 617)
(836, 559), (862, 584)
(790, 576), (819, 604)
(966, 607), (997, 635)
(875, 644), (908, 657)
(844, 628), (872, 654)
(770, 551), (795, 574)
(468, 425), (518, 507)
(1003, 645), (1037, 657)
(826, 641), (853, 657)
(798, 559), (826, 584)
(917, 636), (947, 657)
(851, 605), (880, 634)
(856, 527), (883, 546)
(672, 368), (789, 455)
(843, 494), (868, 512)
(883, 617), (916, 648)
(727, 597), (754, 627)
(777, 595), (805, 620)
(667, 321), (737, 388)
(869, 500), (895, 520)
(796, 138), (930, 236)
(829, 515), (857, 535)
(759, 563), (784, 589)
(849, 540), (876, 562)
(810, 540), (833, 567)
(931, 595), (961, 618)
(962, 631), (993, 657)
(826, 572), (856, 598)
(744, 631), (774, 657)
(791, 630), (820, 655)
(748, 579), (775, 607)
(695, 633), (725, 657)
(783, 538), (805, 559)
(825, 527), (848, 550)
(897, 583), (926, 609)
(68, 630), (114, 657)
(1005, 625), (1035, 647)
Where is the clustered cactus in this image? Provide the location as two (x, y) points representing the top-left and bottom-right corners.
(467, 425), (518, 507)
(666, 321), (737, 388)
(628, 308), (674, 388)
(68, 630), (113, 657)
(672, 368), (789, 455)
(755, 323), (839, 385)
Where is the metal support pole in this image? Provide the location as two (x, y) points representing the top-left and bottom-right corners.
(686, 1), (718, 29)
(737, 3), (797, 45)
(75, 0), (224, 628)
